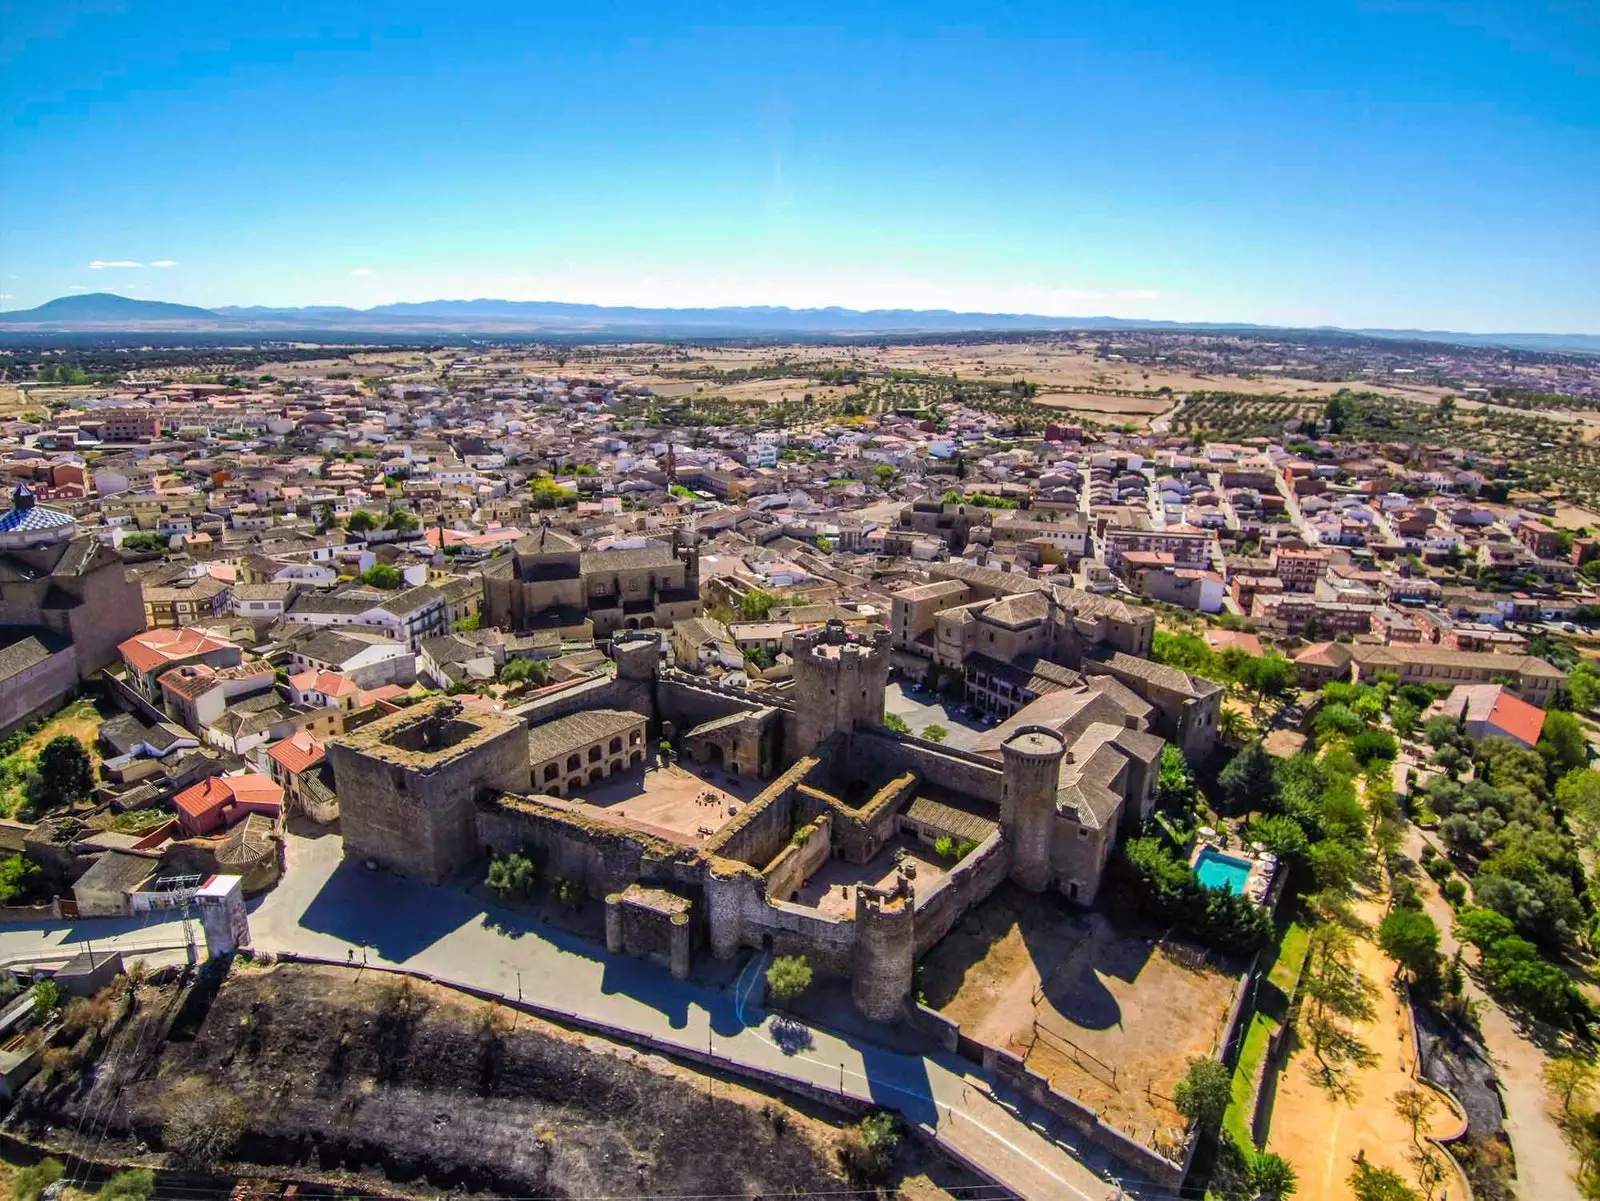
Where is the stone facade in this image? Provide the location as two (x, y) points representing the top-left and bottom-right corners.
(481, 530), (703, 639)
(328, 700), (531, 883)
(784, 620), (892, 761)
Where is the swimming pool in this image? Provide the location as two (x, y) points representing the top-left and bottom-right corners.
(1194, 847), (1253, 895)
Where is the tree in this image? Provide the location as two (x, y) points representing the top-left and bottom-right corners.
(345, 509), (379, 534)
(920, 724), (949, 743)
(355, 563), (403, 589)
(740, 588), (783, 622)
(1237, 654), (1294, 707)
(1539, 709), (1588, 774)
(33, 735), (94, 813)
(12, 1159), (63, 1201)
(1156, 743), (1197, 812)
(1218, 742), (1278, 813)
(98, 1169), (156, 1201)
(1379, 908), (1440, 982)
(500, 657), (551, 687)
(384, 509), (419, 534)
(1248, 1151), (1299, 1200)
(873, 463), (896, 490)
(765, 954), (813, 1004)
(315, 501), (336, 532)
(0, 853), (37, 905)
(1392, 1086), (1438, 1147)
(1568, 662), (1600, 714)
(29, 979), (58, 1017)
(453, 613), (481, 633)
(1348, 1160), (1420, 1201)
(1173, 1056), (1231, 1129)
(1248, 814), (1311, 877)
(1545, 1053), (1597, 1115)
(1423, 714), (1463, 749)
(486, 853), (537, 899)
(1389, 697), (1420, 739)
(882, 713), (910, 733)
(843, 1110), (902, 1182)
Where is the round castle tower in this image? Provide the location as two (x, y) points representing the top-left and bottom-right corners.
(1001, 726), (1066, 893)
(851, 877), (915, 1022)
(786, 619), (892, 760)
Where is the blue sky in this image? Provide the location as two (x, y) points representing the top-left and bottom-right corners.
(2, 0), (1597, 331)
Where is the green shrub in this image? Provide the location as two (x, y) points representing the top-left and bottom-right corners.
(12, 1159), (63, 1201)
(766, 954), (813, 1003)
(98, 1168), (156, 1201)
(486, 853), (536, 900)
(1173, 1056), (1232, 1129)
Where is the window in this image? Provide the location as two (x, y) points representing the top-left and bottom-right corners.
(588, 746), (602, 763)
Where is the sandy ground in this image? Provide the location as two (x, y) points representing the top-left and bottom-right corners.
(1265, 889), (1469, 1201)
(921, 889), (1237, 1157)
(1405, 827), (1583, 1200)
(547, 760), (763, 846)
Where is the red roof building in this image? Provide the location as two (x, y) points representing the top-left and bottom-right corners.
(172, 772), (283, 837)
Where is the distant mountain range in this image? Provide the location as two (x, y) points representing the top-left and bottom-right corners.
(1, 292), (1596, 355)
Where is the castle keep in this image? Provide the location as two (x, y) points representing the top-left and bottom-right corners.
(330, 619), (1164, 1019)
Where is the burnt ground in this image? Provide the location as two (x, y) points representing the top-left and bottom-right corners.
(12, 960), (957, 1199)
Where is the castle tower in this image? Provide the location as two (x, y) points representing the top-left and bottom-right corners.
(1001, 726), (1065, 893)
(851, 877), (915, 1021)
(610, 629), (662, 725)
(785, 620), (892, 760)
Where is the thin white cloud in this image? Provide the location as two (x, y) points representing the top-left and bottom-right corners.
(69, 285), (90, 291)
(89, 260), (144, 269)
(0, 295), (12, 301)
(149, 260), (178, 268)
(349, 267), (375, 277)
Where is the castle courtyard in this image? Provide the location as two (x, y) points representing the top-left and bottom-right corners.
(543, 759), (765, 847)
(788, 833), (949, 918)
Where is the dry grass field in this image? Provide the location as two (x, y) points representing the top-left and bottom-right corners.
(920, 885), (1240, 1158)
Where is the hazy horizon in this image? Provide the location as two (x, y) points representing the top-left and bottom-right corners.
(4, 2), (1597, 332)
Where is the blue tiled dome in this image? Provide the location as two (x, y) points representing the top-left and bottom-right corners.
(0, 486), (75, 542)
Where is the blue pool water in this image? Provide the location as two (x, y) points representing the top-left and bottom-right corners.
(1194, 847), (1253, 895)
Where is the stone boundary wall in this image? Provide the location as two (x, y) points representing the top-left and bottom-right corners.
(906, 1000), (960, 1054)
(702, 757), (816, 865)
(0, 900), (62, 925)
(660, 670), (795, 713)
(512, 672), (625, 726)
(850, 728), (1004, 806)
(803, 771), (916, 864)
(761, 813), (832, 903)
(979, 1042), (1189, 1189)
(910, 832), (1009, 957)
(742, 896), (855, 976)
(476, 795), (701, 900)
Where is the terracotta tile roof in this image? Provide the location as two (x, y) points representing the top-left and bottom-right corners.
(266, 730), (326, 775)
(172, 772), (283, 825)
(118, 627), (233, 674)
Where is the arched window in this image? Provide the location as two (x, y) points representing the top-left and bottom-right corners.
(567, 754), (580, 772)
(609, 736), (622, 754)
(588, 745), (602, 763)
(543, 764), (558, 781)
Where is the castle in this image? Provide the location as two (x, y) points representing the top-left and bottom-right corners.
(329, 620), (1165, 1021)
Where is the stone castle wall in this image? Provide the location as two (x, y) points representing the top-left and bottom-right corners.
(847, 728), (1005, 805)
(911, 830), (1009, 956)
(761, 813), (833, 903)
